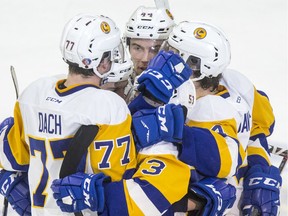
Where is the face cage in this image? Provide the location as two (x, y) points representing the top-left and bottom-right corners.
(100, 42), (133, 83)
(93, 42), (127, 78)
(161, 40), (202, 77)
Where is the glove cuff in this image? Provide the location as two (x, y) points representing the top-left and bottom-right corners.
(0, 170), (26, 197)
(244, 165), (282, 192)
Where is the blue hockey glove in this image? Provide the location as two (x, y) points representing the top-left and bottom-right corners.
(241, 165), (282, 216)
(132, 104), (187, 150)
(137, 50), (192, 103)
(0, 170), (31, 216)
(51, 172), (110, 213)
(189, 177), (236, 216)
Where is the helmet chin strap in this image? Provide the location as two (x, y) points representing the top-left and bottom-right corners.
(93, 68), (110, 79)
(191, 73), (206, 82)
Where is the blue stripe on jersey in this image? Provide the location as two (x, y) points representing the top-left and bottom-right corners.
(250, 133), (270, 153)
(235, 165), (248, 181)
(104, 181), (129, 216)
(122, 167), (137, 179)
(257, 90), (269, 99)
(189, 169), (205, 184)
(55, 84), (100, 97)
(4, 124), (29, 171)
(231, 136), (243, 169)
(179, 126), (221, 177)
(134, 178), (171, 213)
(269, 120), (275, 135)
(220, 92), (230, 99)
(247, 154), (270, 167)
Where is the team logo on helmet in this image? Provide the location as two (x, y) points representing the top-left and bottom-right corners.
(166, 9), (174, 20)
(82, 58), (92, 66)
(194, 27), (207, 39)
(100, 21), (110, 34)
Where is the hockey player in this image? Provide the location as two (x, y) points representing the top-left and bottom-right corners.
(101, 5), (175, 103)
(135, 21), (282, 215)
(131, 22), (244, 215)
(0, 14), (193, 216)
(100, 5), (241, 215)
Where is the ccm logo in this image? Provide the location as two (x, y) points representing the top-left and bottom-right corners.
(249, 177), (280, 188)
(147, 70), (173, 91)
(83, 175), (93, 207)
(158, 106), (168, 132)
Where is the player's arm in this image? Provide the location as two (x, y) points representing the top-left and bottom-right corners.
(179, 120), (245, 178)
(240, 89), (281, 215)
(0, 102), (30, 172)
(0, 169), (31, 215)
(0, 103), (31, 215)
(246, 89), (275, 167)
(132, 104), (243, 178)
(51, 143), (191, 215)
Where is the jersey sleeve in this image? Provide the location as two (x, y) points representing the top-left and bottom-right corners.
(177, 95), (245, 179)
(102, 141), (191, 216)
(246, 89), (275, 167)
(180, 119), (245, 178)
(0, 102), (30, 171)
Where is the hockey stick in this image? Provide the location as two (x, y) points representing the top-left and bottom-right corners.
(10, 66), (19, 99)
(2, 66), (19, 216)
(59, 125), (99, 216)
(154, 0), (170, 10)
(269, 145), (287, 173)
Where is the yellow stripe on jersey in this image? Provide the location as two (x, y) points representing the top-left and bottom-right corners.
(246, 146), (272, 166)
(251, 88), (274, 137)
(122, 179), (144, 216)
(89, 114), (137, 181)
(7, 102), (30, 166)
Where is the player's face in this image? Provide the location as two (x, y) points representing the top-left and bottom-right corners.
(129, 38), (164, 76)
(97, 52), (112, 75)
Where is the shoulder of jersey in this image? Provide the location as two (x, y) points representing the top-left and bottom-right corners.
(187, 95), (238, 121)
(19, 76), (59, 100)
(221, 69), (254, 93)
(221, 69), (255, 107)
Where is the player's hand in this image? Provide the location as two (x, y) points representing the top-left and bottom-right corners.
(0, 170), (31, 216)
(188, 177), (236, 216)
(132, 104), (187, 150)
(241, 165), (282, 216)
(137, 50), (192, 104)
(51, 172), (110, 213)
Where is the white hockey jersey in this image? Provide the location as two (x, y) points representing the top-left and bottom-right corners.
(0, 75), (191, 216)
(221, 69), (274, 168)
(0, 75), (135, 215)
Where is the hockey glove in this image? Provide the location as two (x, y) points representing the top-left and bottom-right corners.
(241, 165), (282, 216)
(137, 50), (192, 104)
(188, 177), (236, 216)
(51, 172), (110, 213)
(132, 104), (187, 150)
(0, 170), (31, 216)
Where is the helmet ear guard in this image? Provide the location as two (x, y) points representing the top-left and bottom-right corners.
(169, 79), (196, 121)
(60, 13), (132, 78)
